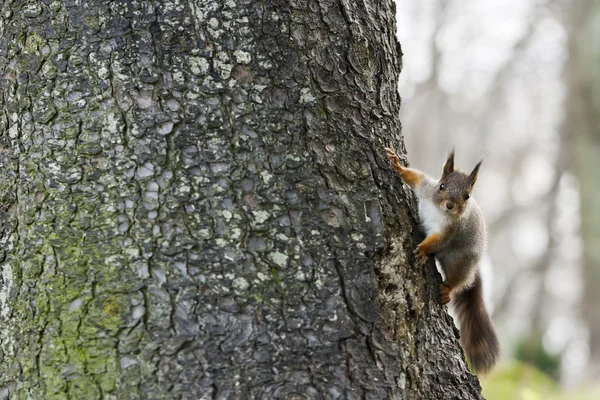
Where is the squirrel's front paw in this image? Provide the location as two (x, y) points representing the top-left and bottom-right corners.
(413, 245), (428, 266)
(385, 147), (398, 161)
(385, 147), (404, 173)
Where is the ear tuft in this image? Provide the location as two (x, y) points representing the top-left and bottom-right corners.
(469, 159), (483, 186)
(443, 148), (455, 177)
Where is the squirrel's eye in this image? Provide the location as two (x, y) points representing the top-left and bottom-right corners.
(439, 184), (445, 190)
(465, 194), (470, 200)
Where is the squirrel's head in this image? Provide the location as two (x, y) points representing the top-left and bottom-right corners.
(433, 150), (482, 217)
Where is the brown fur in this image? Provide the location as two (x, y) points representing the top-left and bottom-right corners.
(453, 273), (500, 374)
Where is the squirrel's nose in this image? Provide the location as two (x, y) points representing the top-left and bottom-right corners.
(446, 202), (454, 210)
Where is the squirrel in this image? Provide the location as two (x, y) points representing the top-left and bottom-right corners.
(385, 147), (499, 374)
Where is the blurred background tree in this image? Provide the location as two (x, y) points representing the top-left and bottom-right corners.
(565, 0), (600, 381)
(395, 0), (600, 397)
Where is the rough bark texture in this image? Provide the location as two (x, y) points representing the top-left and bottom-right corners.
(566, 0), (600, 377)
(0, 0), (483, 399)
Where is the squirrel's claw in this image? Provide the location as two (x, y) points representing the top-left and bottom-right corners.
(439, 283), (452, 305)
(385, 147), (404, 172)
(413, 246), (428, 266)
(384, 147), (397, 158)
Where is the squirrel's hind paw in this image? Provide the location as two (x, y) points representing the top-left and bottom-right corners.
(438, 283), (452, 305)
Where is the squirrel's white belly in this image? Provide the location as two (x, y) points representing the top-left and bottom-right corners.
(419, 198), (446, 236)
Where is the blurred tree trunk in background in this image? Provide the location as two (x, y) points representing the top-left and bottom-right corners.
(0, 0), (483, 398)
(565, 0), (600, 378)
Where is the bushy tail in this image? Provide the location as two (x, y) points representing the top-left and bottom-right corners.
(453, 273), (499, 374)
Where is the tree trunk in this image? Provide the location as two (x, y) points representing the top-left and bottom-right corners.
(565, 0), (600, 378)
(0, 0), (483, 398)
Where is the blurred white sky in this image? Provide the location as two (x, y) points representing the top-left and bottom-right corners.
(395, 0), (587, 385)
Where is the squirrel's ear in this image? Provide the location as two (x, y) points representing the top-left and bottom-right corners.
(442, 149), (455, 177)
(469, 159), (483, 186)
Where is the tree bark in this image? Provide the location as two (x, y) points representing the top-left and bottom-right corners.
(0, 0), (483, 398)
